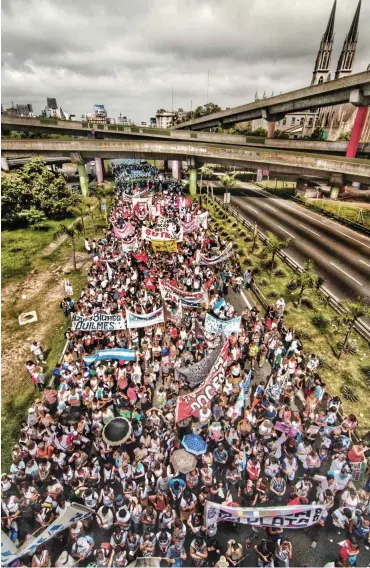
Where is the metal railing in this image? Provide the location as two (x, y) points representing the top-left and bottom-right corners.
(212, 195), (370, 344)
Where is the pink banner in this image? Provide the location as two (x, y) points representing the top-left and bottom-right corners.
(113, 222), (136, 239)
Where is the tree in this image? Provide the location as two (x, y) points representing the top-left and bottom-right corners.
(251, 127), (267, 137)
(234, 122), (252, 134)
(294, 260), (320, 305)
(1, 157), (80, 228)
(220, 174), (237, 191)
(263, 232), (293, 275)
(338, 131), (351, 141)
(199, 166), (214, 194)
(310, 127), (324, 140)
(54, 220), (84, 270)
(18, 207), (49, 230)
(274, 129), (290, 139)
(334, 297), (370, 359)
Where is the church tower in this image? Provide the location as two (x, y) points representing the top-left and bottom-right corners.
(335, 0), (361, 80)
(311, 0), (336, 85)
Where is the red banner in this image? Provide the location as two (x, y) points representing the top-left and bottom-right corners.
(175, 339), (229, 422)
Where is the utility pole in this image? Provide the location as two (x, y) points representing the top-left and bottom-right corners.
(171, 85), (174, 113)
(207, 71), (210, 104)
(191, 101), (193, 119)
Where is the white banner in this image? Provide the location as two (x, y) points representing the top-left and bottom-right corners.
(205, 502), (325, 533)
(199, 243), (233, 265)
(126, 307), (164, 329)
(1, 531), (18, 566)
(204, 313), (241, 337)
(72, 313), (126, 331)
(141, 226), (183, 242)
(2, 503), (94, 565)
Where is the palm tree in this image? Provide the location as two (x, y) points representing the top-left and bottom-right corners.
(263, 231), (293, 275)
(335, 297), (370, 359)
(295, 260), (319, 305)
(54, 220), (84, 270)
(200, 166), (214, 193)
(68, 202), (88, 235)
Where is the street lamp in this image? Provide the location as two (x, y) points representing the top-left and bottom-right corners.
(191, 101), (193, 120)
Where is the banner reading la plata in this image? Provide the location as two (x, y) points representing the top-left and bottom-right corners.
(204, 501), (325, 534)
(152, 239), (178, 253)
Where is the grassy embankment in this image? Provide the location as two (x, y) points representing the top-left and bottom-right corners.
(1, 203), (110, 469)
(200, 198), (370, 432)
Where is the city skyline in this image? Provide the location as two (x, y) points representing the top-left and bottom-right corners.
(2, 0), (370, 123)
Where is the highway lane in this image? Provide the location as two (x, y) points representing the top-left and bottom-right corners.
(213, 182), (370, 301)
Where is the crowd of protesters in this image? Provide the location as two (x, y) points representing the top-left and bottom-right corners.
(2, 160), (369, 568)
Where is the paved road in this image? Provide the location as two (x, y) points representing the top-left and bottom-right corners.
(213, 183), (370, 302)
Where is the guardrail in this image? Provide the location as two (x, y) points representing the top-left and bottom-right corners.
(212, 195), (370, 344)
(252, 183), (370, 238)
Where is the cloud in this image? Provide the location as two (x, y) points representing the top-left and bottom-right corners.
(2, 0), (369, 122)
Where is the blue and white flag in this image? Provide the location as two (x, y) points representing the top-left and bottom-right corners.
(84, 348), (136, 366)
(212, 298), (226, 316)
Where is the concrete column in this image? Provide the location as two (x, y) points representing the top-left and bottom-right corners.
(172, 160), (182, 180)
(163, 160), (168, 172)
(77, 163), (89, 196)
(346, 107), (369, 158)
(1, 157), (9, 171)
(329, 173), (344, 199)
(95, 157), (104, 183)
(267, 121), (276, 139)
(189, 168), (197, 196)
(329, 185), (340, 199)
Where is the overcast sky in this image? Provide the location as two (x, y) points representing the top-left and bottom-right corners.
(2, 0), (369, 122)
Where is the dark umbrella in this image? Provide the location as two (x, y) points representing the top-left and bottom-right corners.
(103, 417), (132, 446)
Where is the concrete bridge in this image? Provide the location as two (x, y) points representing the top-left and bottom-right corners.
(2, 138), (370, 197)
(173, 71), (370, 131)
(2, 114), (370, 158)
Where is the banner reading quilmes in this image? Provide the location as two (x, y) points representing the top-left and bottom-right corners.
(204, 501), (325, 533)
(126, 306), (164, 329)
(204, 313), (241, 337)
(72, 313), (126, 331)
(2, 503), (94, 565)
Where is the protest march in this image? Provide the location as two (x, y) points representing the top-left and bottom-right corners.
(2, 160), (369, 568)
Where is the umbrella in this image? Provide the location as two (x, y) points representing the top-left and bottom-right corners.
(182, 434), (207, 456)
(103, 417), (132, 446)
(170, 449), (197, 474)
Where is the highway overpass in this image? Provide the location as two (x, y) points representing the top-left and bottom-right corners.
(2, 138), (370, 185)
(173, 71), (370, 130)
(2, 115), (370, 158)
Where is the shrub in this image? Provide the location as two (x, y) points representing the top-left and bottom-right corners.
(259, 278), (269, 287)
(301, 297), (315, 310)
(287, 280), (298, 291)
(311, 314), (330, 329)
(337, 339), (358, 355)
(267, 290), (279, 299)
(274, 269), (287, 278)
(252, 267), (261, 276)
(295, 328), (312, 340)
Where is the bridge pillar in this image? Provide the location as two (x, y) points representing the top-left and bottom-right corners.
(1, 157), (9, 171)
(346, 107), (369, 158)
(267, 122), (276, 139)
(95, 157), (104, 183)
(163, 160), (168, 173)
(329, 173), (344, 199)
(172, 160), (182, 179)
(77, 163), (89, 197)
(189, 168), (197, 196)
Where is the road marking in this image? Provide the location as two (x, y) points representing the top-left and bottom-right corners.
(277, 225), (295, 239)
(263, 203), (278, 212)
(241, 289), (253, 310)
(359, 260), (370, 268)
(247, 205), (258, 213)
(330, 262), (363, 286)
(240, 185), (370, 250)
(299, 223), (320, 237)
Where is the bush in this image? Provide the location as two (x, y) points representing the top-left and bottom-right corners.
(312, 314), (330, 329)
(267, 290), (279, 299)
(274, 269), (287, 278)
(287, 280), (298, 291)
(301, 297), (315, 310)
(295, 328), (312, 340)
(252, 266), (261, 276)
(259, 278), (269, 287)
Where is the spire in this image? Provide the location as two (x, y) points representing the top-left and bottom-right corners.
(323, 0), (336, 43)
(335, 0), (361, 79)
(347, 0), (361, 43)
(311, 0), (336, 85)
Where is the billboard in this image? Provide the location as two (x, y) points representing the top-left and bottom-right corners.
(94, 104), (106, 114)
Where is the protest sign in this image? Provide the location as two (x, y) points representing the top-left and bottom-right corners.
(204, 502), (325, 534)
(121, 236), (139, 252)
(142, 226), (183, 242)
(159, 280), (208, 308)
(199, 243), (233, 265)
(152, 240), (178, 253)
(83, 348), (136, 365)
(163, 299), (183, 326)
(275, 421), (298, 437)
(2, 503), (94, 565)
(113, 222), (136, 239)
(126, 307), (164, 329)
(204, 313), (241, 337)
(72, 313), (126, 331)
(175, 340), (224, 388)
(175, 339), (229, 422)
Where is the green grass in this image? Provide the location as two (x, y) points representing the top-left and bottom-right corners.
(203, 198), (370, 432)
(2, 217), (75, 285)
(311, 199), (370, 229)
(1, 211), (110, 470)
